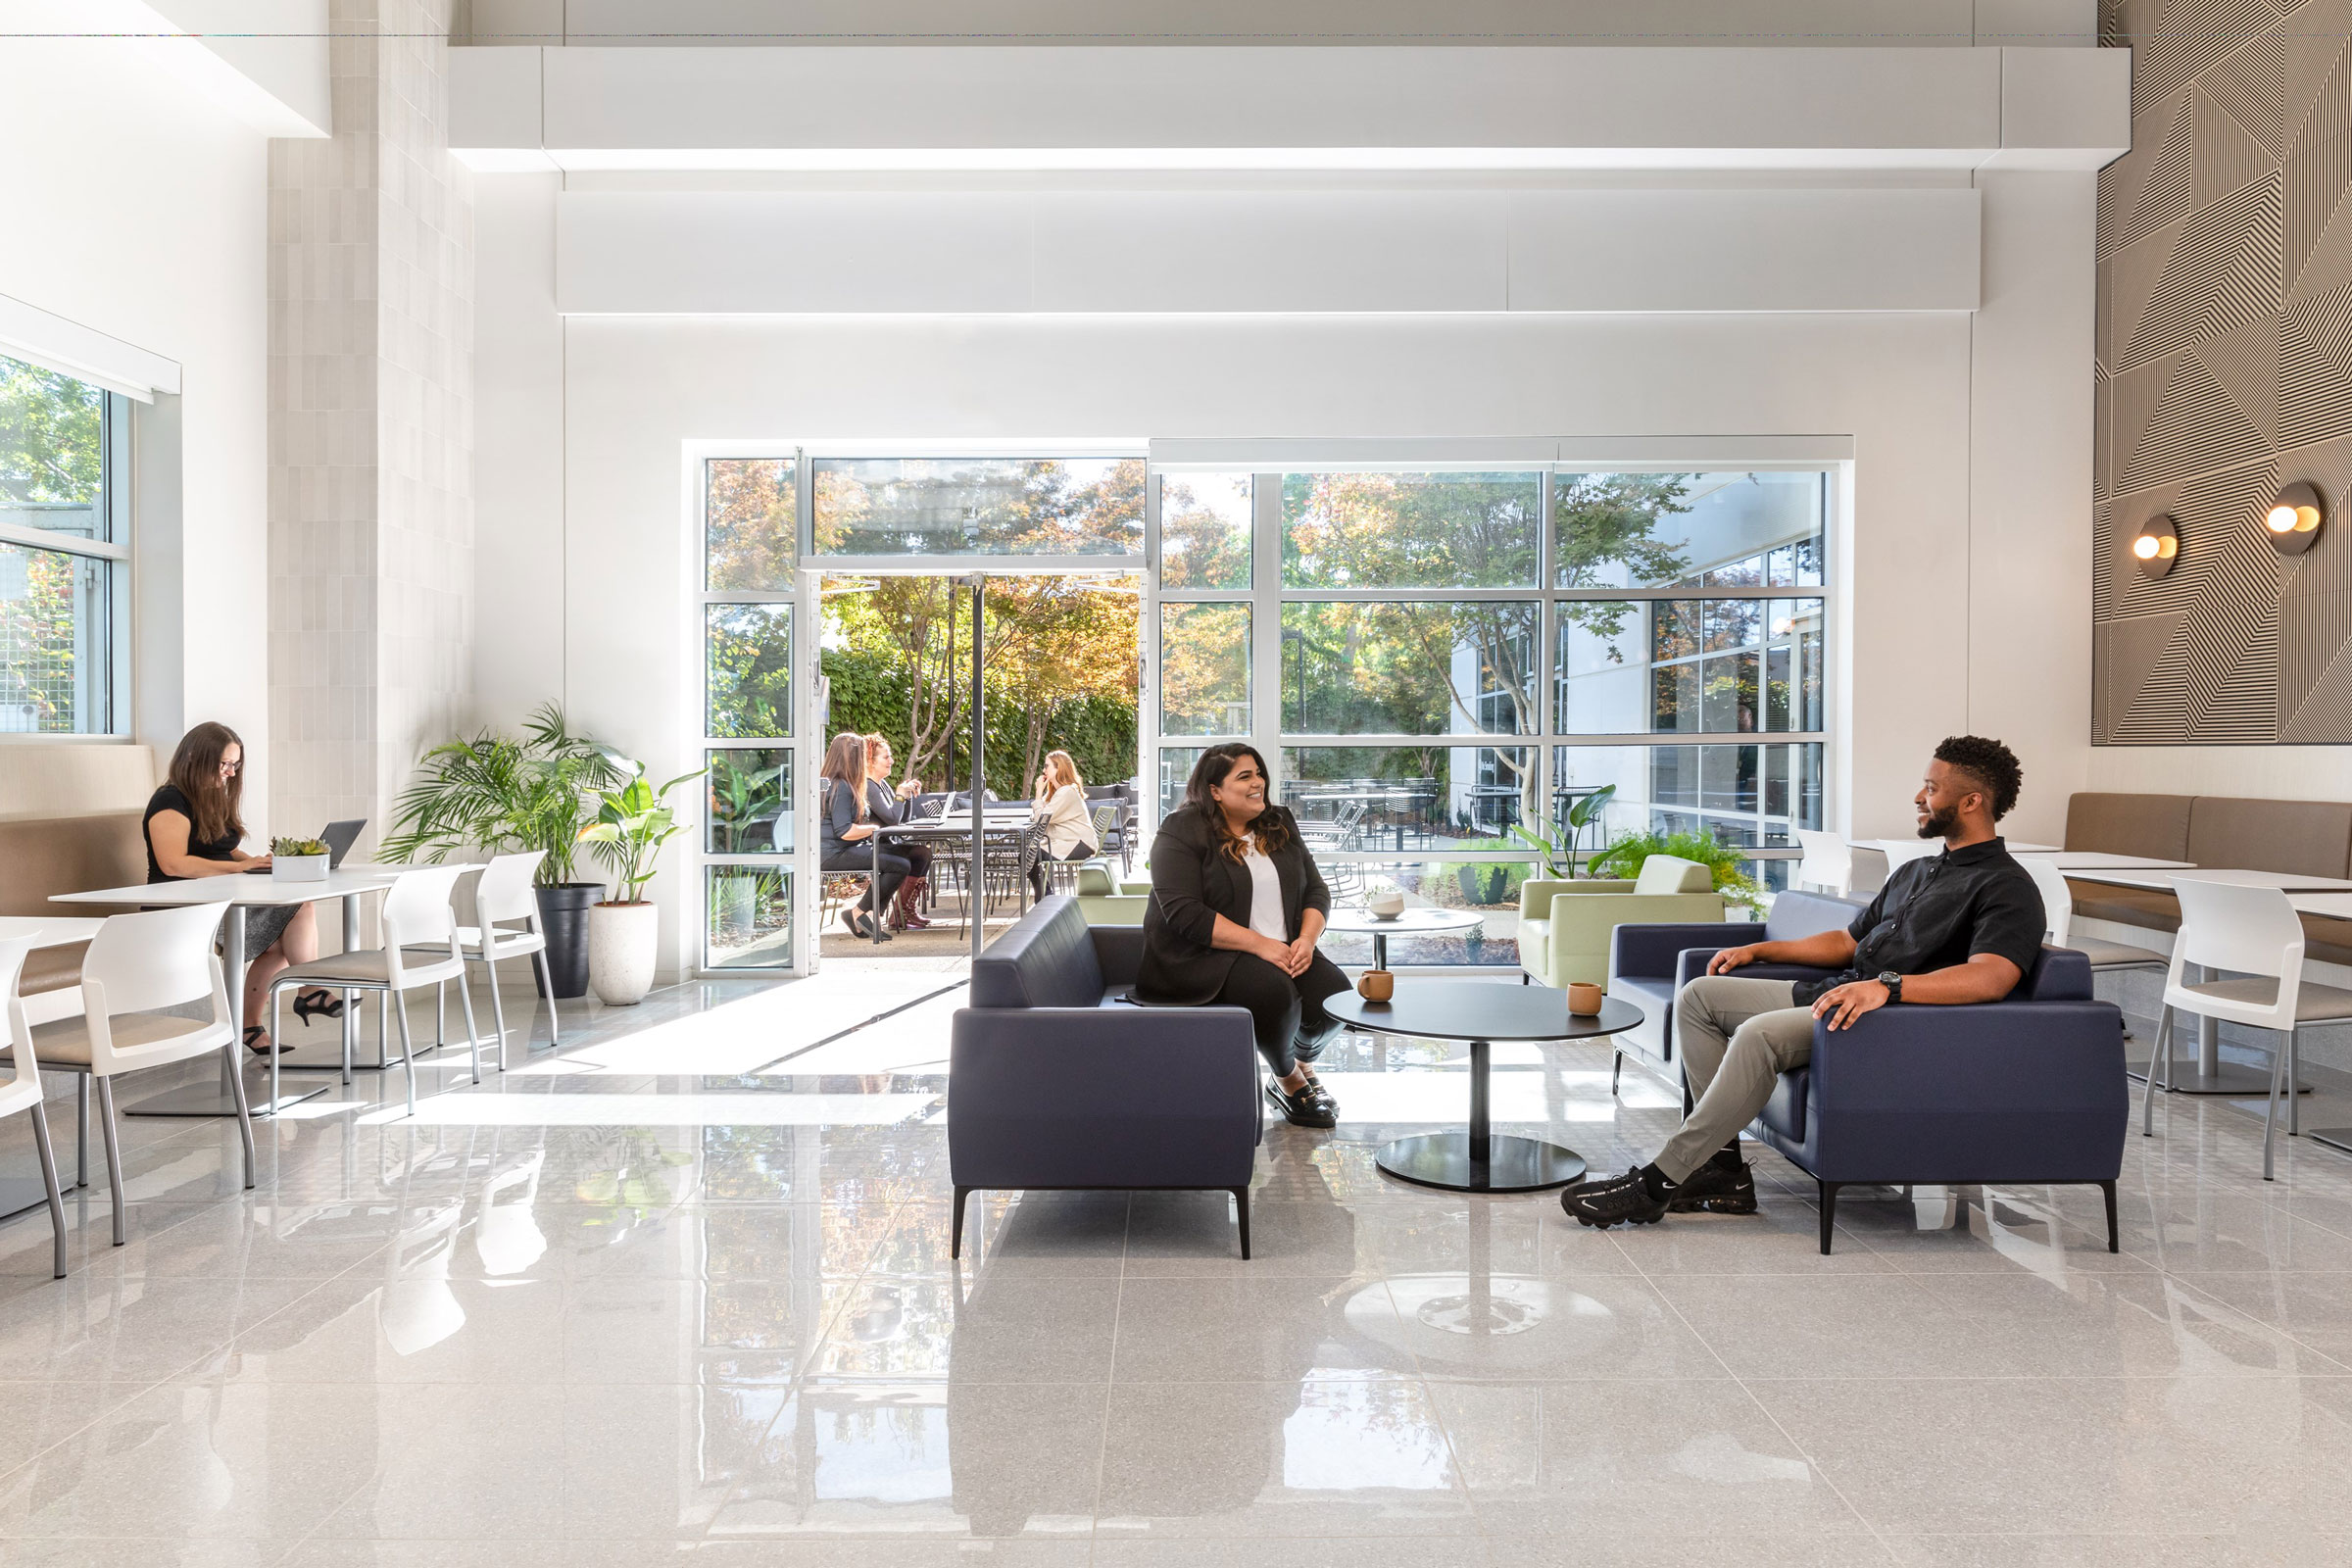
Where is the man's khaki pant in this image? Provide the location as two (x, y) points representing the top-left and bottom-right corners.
(1655, 975), (1817, 1183)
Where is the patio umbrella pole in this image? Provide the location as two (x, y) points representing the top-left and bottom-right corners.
(969, 572), (986, 964)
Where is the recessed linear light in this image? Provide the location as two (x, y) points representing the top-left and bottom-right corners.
(452, 145), (1985, 174)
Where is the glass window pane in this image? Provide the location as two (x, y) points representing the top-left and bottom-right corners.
(1158, 747), (1203, 822)
(706, 866), (791, 969)
(1555, 470), (1826, 590)
(812, 457), (1144, 557)
(1552, 601), (1649, 733)
(1157, 471), (1251, 590)
(1701, 599), (1759, 654)
(1765, 647), (1791, 730)
(1554, 742), (1823, 854)
(1280, 745), (1536, 848)
(1700, 652), (1758, 732)
(1651, 601), (1698, 662)
(0, 544), (108, 733)
(0, 356), (109, 544)
(1279, 601), (1537, 736)
(705, 459), (797, 590)
(1651, 662), (1696, 734)
(707, 604), (792, 738)
(1159, 603), (1251, 737)
(1282, 471), (1539, 588)
(707, 749), (791, 855)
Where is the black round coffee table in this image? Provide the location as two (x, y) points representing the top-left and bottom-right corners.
(1325, 981), (1643, 1195)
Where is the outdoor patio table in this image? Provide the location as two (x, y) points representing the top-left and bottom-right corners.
(1320, 905), (1483, 969)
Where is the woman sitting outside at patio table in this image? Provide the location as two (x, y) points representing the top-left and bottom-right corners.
(1027, 750), (1101, 898)
(1136, 743), (1350, 1129)
(862, 732), (934, 931)
(820, 731), (910, 942)
(142, 721), (339, 1055)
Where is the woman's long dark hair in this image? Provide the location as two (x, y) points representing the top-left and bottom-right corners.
(1182, 743), (1294, 862)
(167, 721), (244, 847)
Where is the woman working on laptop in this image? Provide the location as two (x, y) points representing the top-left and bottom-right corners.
(144, 722), (343, 1055)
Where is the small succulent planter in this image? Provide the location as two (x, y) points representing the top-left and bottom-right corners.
(270, 837), (331, 882)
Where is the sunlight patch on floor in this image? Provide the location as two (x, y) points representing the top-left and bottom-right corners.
(356, 1092), (941, 1127)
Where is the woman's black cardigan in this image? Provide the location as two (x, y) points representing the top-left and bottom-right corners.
(1136, 804), (1331, 1004)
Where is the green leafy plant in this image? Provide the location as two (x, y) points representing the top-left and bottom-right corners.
(1509, 783), (1620, 877)
(270, 836), (329, 858)
(1425, 837), (1538, 908)
(708, 754), (786, 855)
(381, 704), (622, 885)
(1587, 828), (1761, 904)
(580, 758), (706, 904)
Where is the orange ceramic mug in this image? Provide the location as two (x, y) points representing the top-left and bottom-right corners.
(1357, 969), (1395, 1003)
(1567, 982), (1604, 1015)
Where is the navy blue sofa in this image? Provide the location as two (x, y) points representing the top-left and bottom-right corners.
(949, 896), (1261, 1258)
(1612, 902), (2130, 1254)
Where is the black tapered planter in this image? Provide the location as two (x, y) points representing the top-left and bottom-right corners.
(534, 883), (601, 999)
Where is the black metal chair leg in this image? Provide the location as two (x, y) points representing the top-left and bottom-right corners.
(1611, 1051), (1623, 1097)
(1233, 1185), (1252, 1260)
(1818, 1181), (1839, 1255)
(951, 1186), (970, 1259)
(2100, 1179), (2119, 1253)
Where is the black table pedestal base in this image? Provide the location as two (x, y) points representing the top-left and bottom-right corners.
(1376, 1132), (1587, 1194)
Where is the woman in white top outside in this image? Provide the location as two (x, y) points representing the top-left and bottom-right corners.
(1028, 750), (1102, 897)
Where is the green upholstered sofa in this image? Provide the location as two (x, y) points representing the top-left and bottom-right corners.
(1517, 854), (1725, 987)
(1073, 861), (1149, 925)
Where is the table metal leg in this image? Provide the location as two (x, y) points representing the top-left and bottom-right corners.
(126, 904), (327, 1118)
(1372, 933), (1388, 970)
(1373, 1034), (1588, 1194)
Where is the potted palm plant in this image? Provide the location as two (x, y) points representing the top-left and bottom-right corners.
(381, 704), (620, 998)
(579, 759), (704, 1005)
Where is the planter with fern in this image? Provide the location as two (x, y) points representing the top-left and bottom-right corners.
(1588, 829), (1762, 911)
(381, 705), (620, 999)
(580, 760), (703, 1006)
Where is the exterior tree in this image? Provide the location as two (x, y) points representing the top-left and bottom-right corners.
(0, 357), (106, 731)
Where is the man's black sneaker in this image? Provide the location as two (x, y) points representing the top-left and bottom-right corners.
(1666, 1159), (1759, 1215)
(1264, 1079), (1337, 1129)
(1561, 1166), (1669, 1228)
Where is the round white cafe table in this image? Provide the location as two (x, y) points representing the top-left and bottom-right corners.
(1319, 906), (1483, 969)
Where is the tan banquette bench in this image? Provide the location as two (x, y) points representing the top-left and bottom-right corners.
(0, 746), (158, 1016)
(2064, 792), (2352, 965)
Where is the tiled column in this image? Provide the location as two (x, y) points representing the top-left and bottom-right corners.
(269, 0), (473, 853)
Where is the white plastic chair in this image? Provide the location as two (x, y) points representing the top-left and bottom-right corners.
(2139, 878), (2352, 1178)
(21, 905), (254, 1245)
(1881, 839), (1943, 875)
(267, 866), (482, 1117)
(2022, 858), (2169, 978)
(1792, 830), (1853, 895)
(429, 852), (558, 1065)
(0, 936), (69, 1278)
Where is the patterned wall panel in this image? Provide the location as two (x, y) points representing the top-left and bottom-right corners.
(2097, 0), (2352, 743)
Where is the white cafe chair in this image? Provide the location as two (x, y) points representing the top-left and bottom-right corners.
(19, 906), (256, 1246)
(2022, 857), (2169, 987)
(1880, 839), (1943, 876)
(428, 852), (559, 1065)
(0, 936), (69, 1278)
(2138, 877), (2352, 1179)
(1792, 829), (1854, 896)
(267, 865), (483, 1118)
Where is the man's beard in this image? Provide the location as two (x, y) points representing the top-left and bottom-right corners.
(1917, 805), (1961, 841)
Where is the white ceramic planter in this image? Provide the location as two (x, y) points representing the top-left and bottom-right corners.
(588, 901), (660, 1005)
(272, 854), (329, 883)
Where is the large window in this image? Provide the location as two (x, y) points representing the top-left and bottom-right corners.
(701, 459), (799, 968)
(812, 457), (1144, 558)
(1153, 466), (1833, 966)
(0, 355), (129, 733)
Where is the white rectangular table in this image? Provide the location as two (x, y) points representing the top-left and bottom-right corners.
(1857, 838), (2061, 858)
(2009, 851), (2197, 871)
(51, 869), (400, 1117)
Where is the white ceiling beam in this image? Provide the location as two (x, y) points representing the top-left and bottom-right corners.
(453, 43), (2127, 172)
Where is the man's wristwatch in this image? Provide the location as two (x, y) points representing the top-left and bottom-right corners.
(1877, 970), (1903, 1004)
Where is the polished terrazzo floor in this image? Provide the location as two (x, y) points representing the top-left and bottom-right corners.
(0, 962), (2347, 1564)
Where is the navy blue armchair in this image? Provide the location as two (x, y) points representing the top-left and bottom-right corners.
(950, 896), (1261, 1258)
(1612, 906), (2130, 1254)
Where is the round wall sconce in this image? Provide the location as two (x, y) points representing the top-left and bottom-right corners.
(2265, 481), (2326, 555)
(2132, 514), (2179, 579)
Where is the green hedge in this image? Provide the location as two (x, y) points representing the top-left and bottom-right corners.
(820, 648), (1137, 794)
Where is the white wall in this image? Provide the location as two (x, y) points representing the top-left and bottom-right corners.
(0, 36), (271, 822)
(475, 166), (2099, 976)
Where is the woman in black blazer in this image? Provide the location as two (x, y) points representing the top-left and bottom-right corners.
(1137, 743), (1351, 1128)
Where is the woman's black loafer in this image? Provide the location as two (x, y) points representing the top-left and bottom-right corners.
(1264, 1079), (1338, 1129)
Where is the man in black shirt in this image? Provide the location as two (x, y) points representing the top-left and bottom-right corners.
(1564, 736), (2046, 1229)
